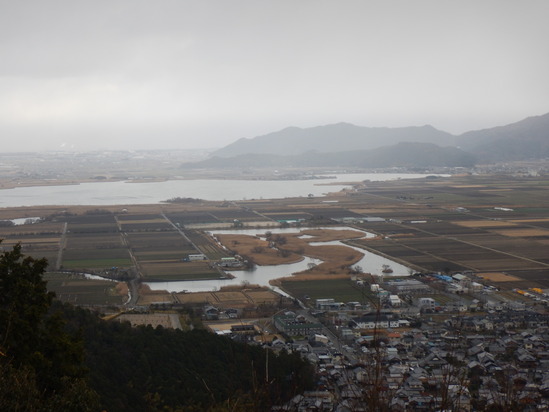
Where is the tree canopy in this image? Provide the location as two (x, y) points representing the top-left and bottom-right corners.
(0, 243), (99, 411)
(0, 243), (314, 411)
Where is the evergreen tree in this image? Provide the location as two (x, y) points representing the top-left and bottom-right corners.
(0, 243), (99, 411)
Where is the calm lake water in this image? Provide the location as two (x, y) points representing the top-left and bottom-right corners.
(0, 173), (434, 207)
(146, 226), (412, 293)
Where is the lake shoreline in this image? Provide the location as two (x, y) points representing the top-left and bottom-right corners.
(0, 173), (443, 208)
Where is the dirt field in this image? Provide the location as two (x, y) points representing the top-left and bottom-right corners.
(136, 284), (176, 305)
(477, 272), (523, 282)
(174, 285), (287, 309)
(44, 273), (127, 306)
(492, 228), (549, 237)
(214, 229), (365, 276)
(214, 233), (302, 265)
(453, 220), (518, 228)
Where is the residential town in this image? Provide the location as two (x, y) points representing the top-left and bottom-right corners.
(185, 270), (549, 411)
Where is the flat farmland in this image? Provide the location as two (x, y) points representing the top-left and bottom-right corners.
(291, 207), (365, 219)
(67, 223), (119, 233)
(209, 208), (267, 222)
(45, 272), (126, 306)
(356, 234), (548, 274)
(133, 250), (189, 260)
(184, 229), (232, 260)
(245, 289), (283, 305)
(66, 232), (124, 249)
(64, 214), (117, 224)
(116, 213), (163, 221)
(116, 213), (173, 231)
(4, 173), (549, 299)
(477, 272), (522, 282)
(400, 221), (489, 236)
(64, 214), (118, 233)
(63, 231), (132, 270)
(173, 286), (289, 308)
(175, 291), (214, 305)
(164, 211), (220, 225)
(214, 291), (253, 306)
(126, 232), (198, 268)
(62, 257), (132, 270)
(356, 222), (433, 238)
(126, 231), (193, 250)
(279, 276), (372, 304)
(492, 228), (549, 237)
(453, 220), (519, 228)
(0, 235), (60, 259)
(261, 211), (313, 221)
(119, 221), (173, 231)
(0, 222), (63, 263)
(0, 221), (63, 236)
(140, 260), (220, 281)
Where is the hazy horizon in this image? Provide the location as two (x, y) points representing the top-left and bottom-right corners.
(1, 1), (548, 152)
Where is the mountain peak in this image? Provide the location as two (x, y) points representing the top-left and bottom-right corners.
(213, 122), (454, 158)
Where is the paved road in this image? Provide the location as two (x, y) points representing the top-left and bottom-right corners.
(298, 309), (358, 363)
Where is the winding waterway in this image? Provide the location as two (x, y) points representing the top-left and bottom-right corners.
(145, 226), (413, 293)
(2, 173), (427, 293)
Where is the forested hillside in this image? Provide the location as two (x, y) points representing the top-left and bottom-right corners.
(0, 244), (314, 411)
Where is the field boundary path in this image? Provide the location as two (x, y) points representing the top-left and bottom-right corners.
(161, 213), (200, 250)
(54, 222), (68, 271)
(398, 222), (549, 269)
(365, 191), (549, 270)
(114, 216), (141, 306)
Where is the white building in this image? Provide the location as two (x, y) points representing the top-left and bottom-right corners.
(389, 295), (402, 307)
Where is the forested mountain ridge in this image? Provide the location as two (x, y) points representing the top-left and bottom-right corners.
(456, 112), (549, 162)
(213, 123), (455, 158)
(183, 142), (476, 169)
(202, 113), (549, 166)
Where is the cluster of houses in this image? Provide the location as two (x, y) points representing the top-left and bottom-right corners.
(194, 267), (549, 410)
(270, 308), (549, 411)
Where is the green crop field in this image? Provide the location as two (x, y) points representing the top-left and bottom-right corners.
(280, 278), (377, 305)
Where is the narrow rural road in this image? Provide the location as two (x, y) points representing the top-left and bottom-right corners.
(55, 222), (68, 271)
(161, 213), (200, 250)
(114, 216), (141, 307)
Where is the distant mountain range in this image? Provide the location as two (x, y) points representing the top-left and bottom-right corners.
(212, 123), (456, 157)
(458, 113), (549, 162)
(185, 142), (476, 169)
(183, 112), (549, 169)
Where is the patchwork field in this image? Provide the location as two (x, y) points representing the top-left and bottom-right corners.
(3, 173), (549, 303)
(45, 272), (127, 306)
(172, 286), (289, 309)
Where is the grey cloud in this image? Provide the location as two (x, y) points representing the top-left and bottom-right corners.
(0, 0), (548, 151)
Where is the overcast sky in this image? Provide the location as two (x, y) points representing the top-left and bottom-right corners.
(1, 0), (548, 152)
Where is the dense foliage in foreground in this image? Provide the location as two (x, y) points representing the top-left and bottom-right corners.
(74, 305), (314, 411)
(0, 244), (314, 411)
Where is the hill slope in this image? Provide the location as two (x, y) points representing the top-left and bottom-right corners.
(213, 123), (456, 157)
(457, 113), (549, 162)
(204, 112), (549, 166)
(183, 142), (475, 169)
